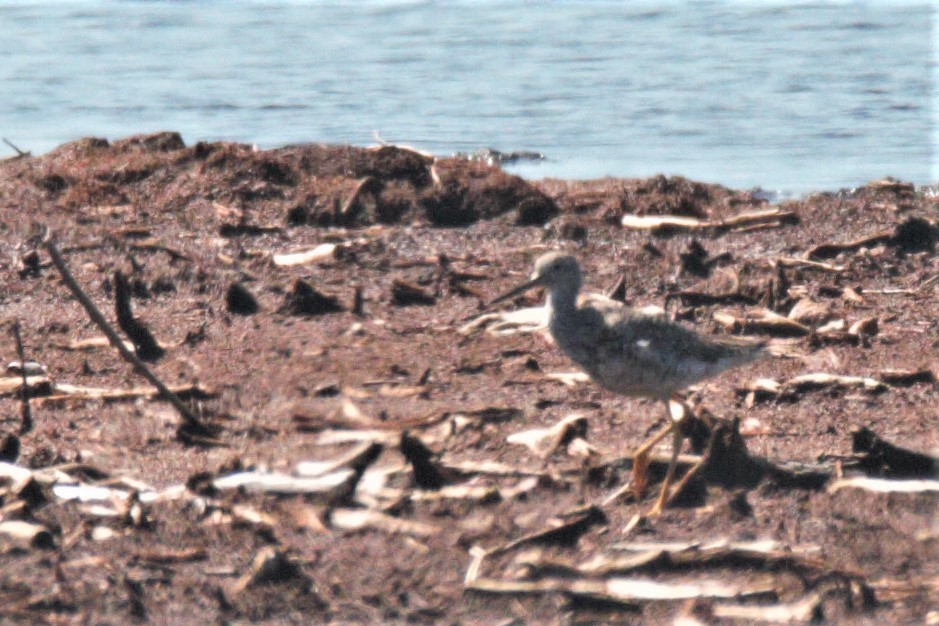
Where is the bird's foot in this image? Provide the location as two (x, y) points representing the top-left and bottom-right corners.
(646, 492), (668, 517)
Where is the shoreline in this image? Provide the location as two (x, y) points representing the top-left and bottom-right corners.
(0, 131), (930, 220)
(3, 133), (932, 204)
(0, 130), (936, 625)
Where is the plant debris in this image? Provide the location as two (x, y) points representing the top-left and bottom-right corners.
(279, 277), (345, 315)
(390, 278), (437, 306)
(225, 281), (259, 315)
(0, 134), (935, 624)
(621, 207), (797, 233)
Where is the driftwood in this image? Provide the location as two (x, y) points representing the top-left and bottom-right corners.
(0, 520), (54, 551)
(38, 383), (215, 404)
(0, 376), (53, 397)
(43, 237), (211, 441)
(465, 576), (776, 605)
(272, 242), (337, 266)
(507, 413), (589, 457)
(829, 477), (939, 494)
(621, 207), (797, 234)
(329, 508), (439, 538)
(738, 370), (934, 406)
(486, 506), (607, 557)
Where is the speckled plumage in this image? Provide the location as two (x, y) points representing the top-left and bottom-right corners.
(492, 252), (766, 514)
(549, 291), (764, 400)
(514, 253), (764, 397)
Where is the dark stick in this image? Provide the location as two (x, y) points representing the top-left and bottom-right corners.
(43, 238), (208, 437)
(10, 320), (33, 434)
(2, 138), (27, 157)
(114, 270), (165, 362)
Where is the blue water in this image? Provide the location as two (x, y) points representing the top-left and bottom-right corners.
(2, 1), (935, 196)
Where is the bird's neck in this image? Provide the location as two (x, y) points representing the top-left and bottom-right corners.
(547, 283), (579, 317)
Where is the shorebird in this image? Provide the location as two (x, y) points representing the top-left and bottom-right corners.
(491, 252), (765, 515)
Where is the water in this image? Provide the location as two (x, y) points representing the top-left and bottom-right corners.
(2, 1), (935, 196)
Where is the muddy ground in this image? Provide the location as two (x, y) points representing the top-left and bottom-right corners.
(0, 132), (937, 625)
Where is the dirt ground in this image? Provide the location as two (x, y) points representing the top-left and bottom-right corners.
(0, 132), (937, 625)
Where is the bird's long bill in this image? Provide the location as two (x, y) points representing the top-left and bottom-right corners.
(489, 278), (541, 307)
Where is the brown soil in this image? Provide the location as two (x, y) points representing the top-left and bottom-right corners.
(0, 132), (937, 625)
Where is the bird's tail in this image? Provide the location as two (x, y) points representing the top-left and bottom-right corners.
(717, 335), (768, 368)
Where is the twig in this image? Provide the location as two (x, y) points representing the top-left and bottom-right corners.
(114, 270), (165, 362)
(916, 272), (939, 292)
(2, 138), (28, 157)
(43, 237), (210, 440)
(10, 320), (33, 434)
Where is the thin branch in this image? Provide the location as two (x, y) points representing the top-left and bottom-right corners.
(2, 138), (28, 157)
(43, 237), (210, 439)
(114, 270), (165, 362)
(10, 320), (33, 434)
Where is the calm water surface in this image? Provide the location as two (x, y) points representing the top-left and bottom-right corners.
(2, 1), (935, 196)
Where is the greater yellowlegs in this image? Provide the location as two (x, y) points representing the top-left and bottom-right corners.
(492, 252), (765, 515)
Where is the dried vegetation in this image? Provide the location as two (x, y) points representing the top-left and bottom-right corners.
(0, 132), (937, 624)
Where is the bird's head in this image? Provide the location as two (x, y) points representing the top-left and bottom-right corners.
(490, 252), (582, 306)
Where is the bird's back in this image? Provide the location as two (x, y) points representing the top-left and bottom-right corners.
(549, 294), (764, 400)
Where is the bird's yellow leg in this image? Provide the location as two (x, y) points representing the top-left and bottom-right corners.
(626, 420), (676, 499)
(602, 400), (688, 507)
(647, 425), (685, 516)
(600, 419), (674, 506)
